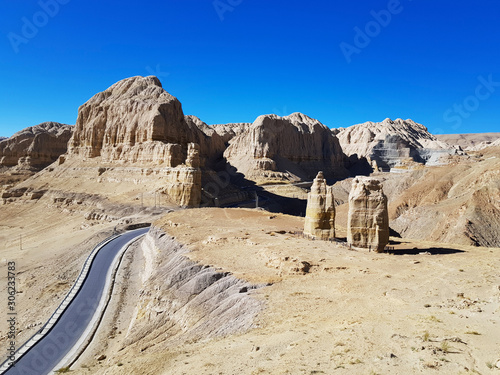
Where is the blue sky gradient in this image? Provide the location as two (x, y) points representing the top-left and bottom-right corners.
(1, 0), (499, 137)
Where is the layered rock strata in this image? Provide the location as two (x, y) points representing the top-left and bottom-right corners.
(347, 177), (389, 252)
(163, 143), (202, 207)
(303, 172), (335, 240)
(211, 122), (251, 145)
(0, 122), (73, 170)
(68, 76), (224, 166)
(223, 112), (347, 184)
(336, 118), (459, 172)
(124, 226), (263, 346)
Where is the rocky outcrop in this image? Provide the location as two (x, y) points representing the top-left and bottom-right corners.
(163, 143), (202, 207)
(347, 177), (389, 252)
(224, 112), (347, 184)
(125, 226), (263, 346)
(0, 122), (73, 170)
(435, 132), (500, 151)
(336, 118), (459, 172)
(384, 147), (500, 247)
(68, 76), (224, 166)
(211, 122), (251, 145)
(303, 172), (335, 240)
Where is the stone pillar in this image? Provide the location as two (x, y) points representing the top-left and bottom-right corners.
(304, 171), (336, 240)
(347, 177), (389, 252)
(186, 143), (201, 168)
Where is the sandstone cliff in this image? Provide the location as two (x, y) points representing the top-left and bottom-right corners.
(211, 122), (251, 145)
(347, 177), (389, 252)
(304, 172), (335, 240)
(0, 122), (73, 170)
(384, 146), (500, 247)
(68, 76), (223, 166)
(163, 143), (202, 207)
(336, 118), (459, 172)
(224, 113), (347, 184)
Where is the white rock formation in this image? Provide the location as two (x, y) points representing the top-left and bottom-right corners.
(336, 118), (459, 171)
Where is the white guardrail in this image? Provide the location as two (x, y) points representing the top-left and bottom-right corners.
(0, 233), (122, 374)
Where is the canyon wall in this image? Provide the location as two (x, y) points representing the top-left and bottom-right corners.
(224, 112), (348, 184)
(337, 118), (460, 172)
(0, 122), (73, 170)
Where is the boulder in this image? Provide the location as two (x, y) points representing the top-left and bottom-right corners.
(347, 177), (389, 252)
(304, 171), (335, 240)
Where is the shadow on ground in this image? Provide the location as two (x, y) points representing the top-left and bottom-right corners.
(386, 247), (466, 255)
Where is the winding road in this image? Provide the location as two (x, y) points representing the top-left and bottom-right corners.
(2, 228), (148, 375)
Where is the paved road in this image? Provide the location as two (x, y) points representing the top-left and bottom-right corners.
(3, 228), (148, 375)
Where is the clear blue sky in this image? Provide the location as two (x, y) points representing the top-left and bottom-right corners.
(1, 0), (499, 137)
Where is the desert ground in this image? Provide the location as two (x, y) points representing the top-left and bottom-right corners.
(3, 205), (497, 374)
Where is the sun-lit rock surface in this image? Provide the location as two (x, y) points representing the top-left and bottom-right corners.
(347, 176), (389, 252)
(0, 122), (73, 170)
(224, 112), (347, 184)
(68, 76), (224, 166)
(337, 118), (459, 171)
(303, 171), (335, 240)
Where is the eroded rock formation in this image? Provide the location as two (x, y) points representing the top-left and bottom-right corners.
(336, 118), (459, 172)
(211, 122), (251, 145)
(68, 76), (224, 166)
(163, 143), (202, 207)
(127, 226), (263, 345)
(224, 112), (347, 184)
(347, 177), (389, 252)
(0, 122), (73, 170)
(304, 171), (335, 240)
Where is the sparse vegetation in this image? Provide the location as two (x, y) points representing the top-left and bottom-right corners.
(423, 331), (430, 341)
(465, 331), (481, 335)
(56, 367), (71, 373)
(440, 341), (450, 353)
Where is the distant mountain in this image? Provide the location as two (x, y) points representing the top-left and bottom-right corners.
(223, 112), (348, 184)
(435, 132), (500, 151)
(0, 122), (73, 171)
(335, 118), (460, 172)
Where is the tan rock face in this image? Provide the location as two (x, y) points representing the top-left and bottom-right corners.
(0, 122), (73, 170)
(304, 172), (335, 240)
(163, 143), (202, 207)
(336, 118), (459, 171)
(211, 122), (251, 145)
(223, 113), (347, 184)
(68, 76), (224, 165)
(347, 177), (389, 252)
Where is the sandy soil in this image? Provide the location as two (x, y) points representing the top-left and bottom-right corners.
(0, 192), (170, 363)
(66, 208), (500, 375)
